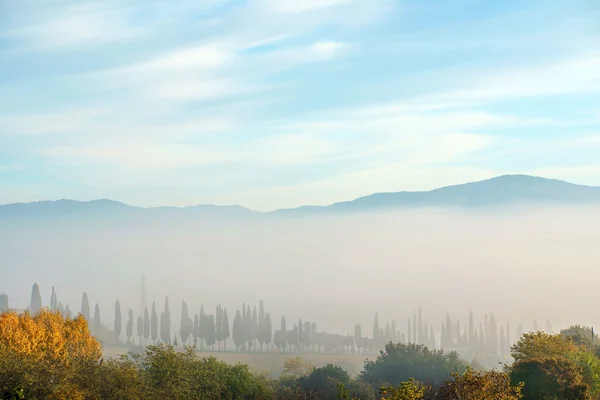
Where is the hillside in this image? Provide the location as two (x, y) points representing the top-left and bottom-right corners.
(2, 175), (600, 218)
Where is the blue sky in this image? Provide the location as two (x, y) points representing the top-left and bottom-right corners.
(0, 0), (599, 211)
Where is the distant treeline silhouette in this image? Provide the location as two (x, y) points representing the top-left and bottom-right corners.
(0, 283), (552, 361)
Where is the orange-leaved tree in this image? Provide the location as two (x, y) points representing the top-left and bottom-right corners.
(0, 308), (102, 399)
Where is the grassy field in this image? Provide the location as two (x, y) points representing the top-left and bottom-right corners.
(103, 345), (372, 377)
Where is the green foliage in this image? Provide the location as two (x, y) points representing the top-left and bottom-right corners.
(510, 357), (590, 400)
(437, 367), (523, 400)
(510, 331), (600, 398)
(360, 343), (468, 387)
(298, 364), (351, 400)
(379, 378), (428, 400)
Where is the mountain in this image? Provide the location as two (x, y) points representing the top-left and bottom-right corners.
(2, 175), (600, 219)
(274, 175), (600, 214)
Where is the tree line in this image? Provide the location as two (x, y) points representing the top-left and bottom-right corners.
(2, 307), (599, 399)
(0, 283), (554, 361)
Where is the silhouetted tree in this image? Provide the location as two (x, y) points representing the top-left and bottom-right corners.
(93, 303), (101, 335)
(258, 300), (266, 351)
(151, 301), (158, 344)
(373, 313), (380, 340)
(180, 301), (193, 345)
(126, 308), (134, 344)
(143, 307), (150, 344)
(30, 283), (42, 315)
(199, 305), (206, 349)
(216, 304), (223, 350)
(233, 310), (243, 351)
(193, 313), (199, 346)
(265, 313), (272, 351)
(160, 297), (171, 344)
(251, 306), (258, 351)
(355, 324), (362, 339)
(137, 315), (143, 344)
(114, 299), (122, 344)
(81, 292), (90, 321)
(222, 308), (230, 351)
(206, 314), (216, 349)
(50, 287), (58, 311)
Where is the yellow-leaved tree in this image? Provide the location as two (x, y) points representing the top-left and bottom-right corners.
(0, 308), (101, 399)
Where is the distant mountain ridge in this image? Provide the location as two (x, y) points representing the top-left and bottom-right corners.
(2, 175), (600, 218)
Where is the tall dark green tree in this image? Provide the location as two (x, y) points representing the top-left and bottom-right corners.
(30, 283), (42, 315)
(50, 287), (58, 311)
(216, 304), (223, 350)
(143, 307), (150, 344)
(251, 306), (258, 351)
(160, 297), (171, 344)
(180, 301), (193, 345)
(222, 308), (230, 350)
(243, 304), (252, 350)
(199, 305), (206, 349)
(265, 313), (272, 351)
(233, 310), (243, 351)
(81, 292), (90, 321)
(93, 303), (101, 335)
(137, 315), (143, 344)
(193, 314), (199, 346)
(373, 313), (380, 340)
(206, 314), (216, 349)
(114, 299), (122, 344)
(258, 301), (266, 351)
(126, 308), (134, 344)
(151, 301), (158, 344)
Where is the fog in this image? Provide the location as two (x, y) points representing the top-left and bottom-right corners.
(2, 204), (600, 336)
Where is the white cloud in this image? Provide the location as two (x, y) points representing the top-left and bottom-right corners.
(311, 41), (347, 58)
(7, 2), (146, 49)
(265, 0), (355, 13)
(435, 53), (600, 103)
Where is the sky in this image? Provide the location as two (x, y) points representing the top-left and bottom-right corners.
(1, 0), (599, 211)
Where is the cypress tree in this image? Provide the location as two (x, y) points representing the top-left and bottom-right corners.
(93, 303), (101, 335)
(137, 315), (143, 344)
(251, 306), (258, 351)
(193, 314), (199, 347)
(143, 307), (150, 344)
(265, 313), (272, 351)
(114, 299), (122, 344)
(258, 301), (266, 351)
(413, 310), (417, 344)
(30, 283), (42, 315)
(160, 297), (171, 344)
(126, 309), (133, 344)
(215, 304), (223, 350)
(233, 310), (243, 351)
(418, 308), (423, 344)
(50, 287), (58, 311)
(222, 308), (230, 351)
(81, 292), (90, 321)
(151, 302), (158, 343)
(207, 314), (216, 349)
(199, 305), (206, 349)
(180, 301), (192, 345)
(373, 313), (379, 339)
